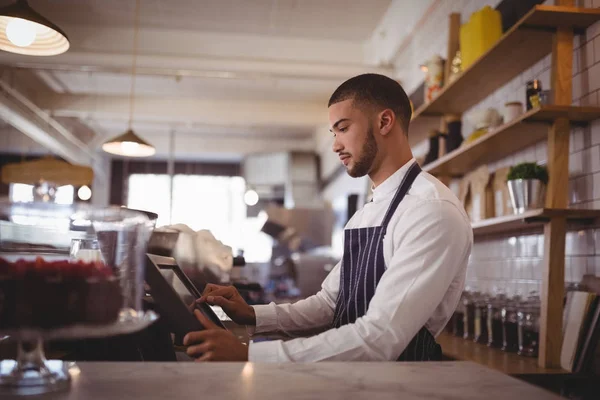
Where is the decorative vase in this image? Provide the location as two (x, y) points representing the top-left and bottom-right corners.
(507, 179), (546, 214)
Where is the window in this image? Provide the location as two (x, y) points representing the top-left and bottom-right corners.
(10, 183), (74, 205)
(127, 174), (272, 262)
(127, 174), (172, 228)
(8, 183), (74, 232)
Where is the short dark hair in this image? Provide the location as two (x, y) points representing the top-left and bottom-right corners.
(328, 73), (411, 135)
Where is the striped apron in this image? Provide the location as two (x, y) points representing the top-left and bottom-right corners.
(331, 162), (442, 361)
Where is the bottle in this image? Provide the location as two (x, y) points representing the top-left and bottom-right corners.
(422, 55), (445, 102)
(518, 292), (541, 357)
(501, 295), (521, 352)
(423, 130), (440, 166)
(474, 294), (489, 344)
(445, 115), (463, 153)
(487, 293), (506, 348)
(526, 80), (542, 110)
(463, 291), (479, 340)
(453, 291), (467, 337)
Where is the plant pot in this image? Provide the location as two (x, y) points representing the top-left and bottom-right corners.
(507, 179), (546, 214)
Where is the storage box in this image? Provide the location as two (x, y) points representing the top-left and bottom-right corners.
(461, 166), (494, 222)
(492, 167), (513, 217)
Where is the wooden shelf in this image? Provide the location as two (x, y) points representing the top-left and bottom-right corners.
(437, 332), (567, 375)
(423, 106), (600, 177)
(411, 5), (600, 120)
(472, 208), (600, 236)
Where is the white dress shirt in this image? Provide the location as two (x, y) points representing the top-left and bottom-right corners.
(248, 159), (473, 362)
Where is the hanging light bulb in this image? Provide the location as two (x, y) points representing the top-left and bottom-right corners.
(6, 17), (36, 47)
(77, 185), (92, 201)
(0, 0), (69, 56)
(101, 0), (155, 158)
(244, 189), (259, 206)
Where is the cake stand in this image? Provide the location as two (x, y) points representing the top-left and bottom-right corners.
(0, 200), (156, 396)
(0, 310), (158, 396)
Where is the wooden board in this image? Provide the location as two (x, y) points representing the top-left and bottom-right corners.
(412, 5), (600, 119)
(437, 332), (567, 375)
(408, 113), (441, 147)
(444, 13), (461, 88)
(525, 5), (598, 31)
(471, 208), (600, 236)
(539, 217), (567, 368)
(423, 106), (600, 177)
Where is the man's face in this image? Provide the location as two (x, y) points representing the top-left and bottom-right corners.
(328, 99), (378, 178)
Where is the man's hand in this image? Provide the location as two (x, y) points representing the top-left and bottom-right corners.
(197, 284), (256, 326)
(184, 309), (249, 362)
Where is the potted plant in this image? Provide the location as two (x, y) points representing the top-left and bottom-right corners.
(506, 162), (548, 214)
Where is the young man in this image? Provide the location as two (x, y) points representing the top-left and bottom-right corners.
(184, 74), (473, 362)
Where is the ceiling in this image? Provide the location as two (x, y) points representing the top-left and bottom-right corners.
(26, 0), (393, 41)
(0, 0), (430, 163)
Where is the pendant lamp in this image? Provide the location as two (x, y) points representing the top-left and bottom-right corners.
(102, 0), (155, 158)
(102, 129), (155, 157)
(0, 0), (69, 56)
(1, 156), (93, 186)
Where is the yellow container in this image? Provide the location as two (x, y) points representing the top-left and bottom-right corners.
(460, 6), (502, 70)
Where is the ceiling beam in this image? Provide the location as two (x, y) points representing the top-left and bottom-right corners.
(144, 134), (315, 158)
(0, 24), (394, 82)
(63, 24), (369, 65)
(36, 93), (328, 127)
(2, 51), (393, 82)
(0, 80), (98, 168)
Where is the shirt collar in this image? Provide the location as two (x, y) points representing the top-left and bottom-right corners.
(371, 158), (417, 203)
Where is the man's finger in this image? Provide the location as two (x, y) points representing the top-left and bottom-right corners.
(202, 283), (224, 296)
(193, 309), (219, 330)
(198, 287), (234, 302)
(203, 295), (236, 309)
(186, 342), (213, 357)
(194, 351), (214, 362)
(183, 330), (214, 345)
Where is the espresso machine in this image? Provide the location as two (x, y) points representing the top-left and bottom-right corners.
(260, 205), (339, 299)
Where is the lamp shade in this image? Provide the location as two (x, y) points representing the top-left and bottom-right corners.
(1, 157), (93, 186)
(0, 0), (69, 56)
(102, 129), (156, 157)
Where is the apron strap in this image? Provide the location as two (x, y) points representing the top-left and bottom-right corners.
(397, 326), (442, 361)
(380, 161), (421, 231)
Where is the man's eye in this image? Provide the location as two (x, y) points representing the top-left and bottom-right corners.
(339, 127), (348, 132)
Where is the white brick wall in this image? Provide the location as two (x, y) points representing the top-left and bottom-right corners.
(400, 0), (600, 294)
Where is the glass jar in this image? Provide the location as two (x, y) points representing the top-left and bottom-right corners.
(502, 296), (521, 352)
(463, 291), (479, 340)
(69, 237), (102, 263)
(453, 292), (466, 337)
(474, 295), (489, 344)
(526, 79), (542, 110)
(487, 294), (506, 348)
(564, 282), (584, 307)
(518, 293), (541, 357)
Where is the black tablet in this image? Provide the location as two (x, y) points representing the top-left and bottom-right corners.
(145, 254), (226, 339)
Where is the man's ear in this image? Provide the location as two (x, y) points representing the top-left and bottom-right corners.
(379, 109), (395, 137)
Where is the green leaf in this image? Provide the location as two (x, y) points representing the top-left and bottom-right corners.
(507, 162), (548, 184)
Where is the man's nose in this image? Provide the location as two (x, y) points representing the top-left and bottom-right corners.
(332, 136), (343, 153)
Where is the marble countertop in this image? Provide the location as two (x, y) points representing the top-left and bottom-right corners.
(7, 361), (562, 399)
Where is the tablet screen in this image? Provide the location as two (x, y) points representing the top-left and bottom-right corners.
(161, 269), (195, 306)
(156, 264), (225, 329)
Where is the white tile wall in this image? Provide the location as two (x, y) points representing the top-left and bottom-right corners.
(398, 0), (600, 292)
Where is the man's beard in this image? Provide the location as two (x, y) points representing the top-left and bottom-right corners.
(347, 126), (378, 178)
